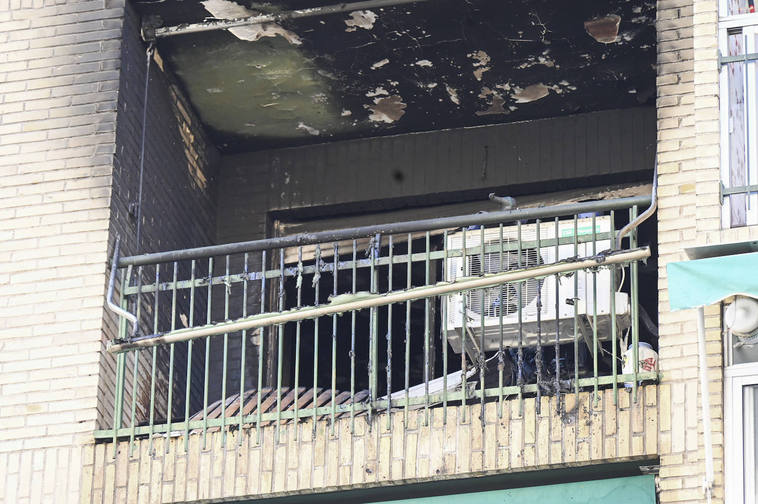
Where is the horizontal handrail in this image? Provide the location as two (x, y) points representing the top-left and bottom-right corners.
(109, 247), (650, 353)
(118, 195), (651, 267)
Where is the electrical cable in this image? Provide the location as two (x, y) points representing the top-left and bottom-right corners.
(135, 42), (155, 255)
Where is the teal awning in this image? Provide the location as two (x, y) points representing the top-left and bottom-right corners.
(667, 252), (758, 311)
(370, 475), (656, 504)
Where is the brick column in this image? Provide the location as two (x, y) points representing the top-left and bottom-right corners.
(0, 1), (125, 502)
(656, 0), (725, 503)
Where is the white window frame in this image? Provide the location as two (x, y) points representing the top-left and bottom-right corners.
(719, 5), (758, 227)
(725, 362), (758, 504)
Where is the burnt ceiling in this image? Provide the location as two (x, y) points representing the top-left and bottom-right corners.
(132, 0), (656, 152)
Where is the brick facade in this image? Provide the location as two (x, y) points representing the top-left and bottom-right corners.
(0, 0), (750, 502)
(0, 2), (126, 502)
(0, 1), (216, 502)
(654, 0), (756, 503)
(82, 388), (658, 502)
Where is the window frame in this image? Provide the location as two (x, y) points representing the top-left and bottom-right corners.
(725, 361), (758, 504)
(719, 6), (758, 227)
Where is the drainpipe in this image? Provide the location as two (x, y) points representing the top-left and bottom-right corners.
(106, 237), (139, 337)
(697, 306), (715, 503)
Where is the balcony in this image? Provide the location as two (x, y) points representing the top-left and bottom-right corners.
(96, 195), (658, 457)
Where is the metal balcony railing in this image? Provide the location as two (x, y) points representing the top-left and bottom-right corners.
(96, 196), (657, 454)
(719, 12), (758, 226)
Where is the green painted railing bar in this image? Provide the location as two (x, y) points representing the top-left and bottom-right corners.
(425, 231), (432, 427)
(592, 215), (599, 401)
(386, 237), (394, 432)
(293, 247), (303, 439)
(202, 257), (212, 449)
(330, 244), (339, 435)
(442, 230), (449, 423)
(478, 227), (486, 422)
(516, 222), (524, 416)
(122, 234), (616, 296)
(498, 224), (505, 417)
(611, 210), (618, 405)
(350, 241), (357, 434)
(631, 206), (640, 403)
(573, 216), (579, 398)
(535, 219), (542, 414)
(165, 262), (177, 453)
(239, 252), (249, 445)
(461, 228), (468, 422)
(312, 245), (321, 435)
(404, 234), (412, 428)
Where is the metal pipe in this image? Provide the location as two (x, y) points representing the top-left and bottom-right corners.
(151, 0), (432, 40)
(615, 163), (657, 250)
(697, 306), (715, 503)
(108, 247), (650, 353)
(120, 195), (651, 267)
(106, 237), (138, 334)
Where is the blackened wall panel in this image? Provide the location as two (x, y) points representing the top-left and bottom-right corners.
(109, 3), (220, 424)
(217, 107), (655, 245)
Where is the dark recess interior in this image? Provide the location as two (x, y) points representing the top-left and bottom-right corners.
(278, 214), (658, 395)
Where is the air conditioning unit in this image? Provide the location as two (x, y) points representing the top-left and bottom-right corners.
(444, 215), (630, 354)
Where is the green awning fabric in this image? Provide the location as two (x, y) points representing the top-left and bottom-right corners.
(370, 475), (656, 504)
(667, 252), (758, 311)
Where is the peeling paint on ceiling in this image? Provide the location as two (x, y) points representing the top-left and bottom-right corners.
(512, 83), (550, 103)
(468, 50), (491, 81)
(584, 14), (622, 44)
(134, 0), (657, 152)
(344, 10), (378, 32)
(475, 87), (508, 116)
(445, 84), (460, 105)
(366, 95), (407, 123)
(297, 122), (320, 135)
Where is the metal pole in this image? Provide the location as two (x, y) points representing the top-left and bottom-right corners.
(119, 196), (652, 267)
(109, 247), (651, 353)
(697, 306), (715, 503)
(151, 0), (433, 40)
(106, 237), (138, 334)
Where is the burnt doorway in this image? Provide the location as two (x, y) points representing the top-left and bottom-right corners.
(277, 234), (455, 397)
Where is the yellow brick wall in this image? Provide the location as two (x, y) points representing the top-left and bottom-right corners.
(0, 2), (218, 502)
(0, 1), (125, 502)
(1, 0), (743, 502)
(82, 388), (658, 502)
(655, 0), (734, 502)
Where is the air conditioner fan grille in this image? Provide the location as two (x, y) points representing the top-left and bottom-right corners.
(465, 240), (542, 317)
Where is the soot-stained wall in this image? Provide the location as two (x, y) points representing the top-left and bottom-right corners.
(217, 106), (655, 245)
(103, 3), (220, 426)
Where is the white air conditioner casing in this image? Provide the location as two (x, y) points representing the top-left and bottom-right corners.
(444, 215), (630, 354)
